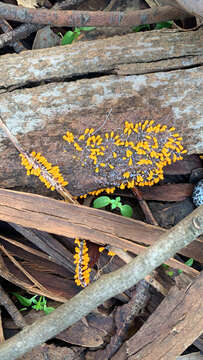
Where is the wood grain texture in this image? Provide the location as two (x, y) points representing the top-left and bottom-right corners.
(0, 188), (202, 268)
(0, 28), (202, 195)
(113, 271), (203, 360)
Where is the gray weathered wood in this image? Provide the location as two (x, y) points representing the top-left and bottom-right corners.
(0, 28), (202, 195)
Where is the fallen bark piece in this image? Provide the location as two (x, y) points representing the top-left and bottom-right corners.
(142, 183), (194, 202)
(1, 29), (203, 90)
(112, 271), (203, 360)
(95, 281), (150, 359)
(0, 188), (202, 268)
(20, 343), (77, 360)
(0, 29), (202, 195)
(177, 352), (203, 360)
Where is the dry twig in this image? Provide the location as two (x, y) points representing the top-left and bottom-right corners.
(0, 18), (25, 52)
(0, 283), (26, 329)
(0, 23), (42, 50)
(0, 0), (87, 50)
(0, 310), (4, 343)
(0, 4), (188, 27)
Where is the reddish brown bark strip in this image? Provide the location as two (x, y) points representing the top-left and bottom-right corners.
(142, 183), (194, 202)
(0, 4), (188, 27)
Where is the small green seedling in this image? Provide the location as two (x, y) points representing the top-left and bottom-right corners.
(132, 21), (172, 32)
(154, 21), (173, 30)
(177, 258), (194, 275)
(163, 258), (194, 277)
(132, 24), (150, 32)
(93, 196), (133, 218)
(61, 27), (96, 45)
(12, 293), (55, 315)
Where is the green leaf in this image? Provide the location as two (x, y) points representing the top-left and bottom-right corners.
(61, 31), (77, 45)
(185, 258), (194, 267)
(120, 204), (133, 218)
(166, 270), (174, 277)
(132, 24), (150, 32)
(32, 296), (44, 311)
(93, 196), (111, 208)
(12, 293), (37, 307)
(79, 27), (96, 32)
(73, 28), (81, 37)
(43, 306), (55, 315)
(162, 263), (169, 269)
(111, 201), (117, 210)
(114, 197), (122, 207)
(155, 21), (172, 30)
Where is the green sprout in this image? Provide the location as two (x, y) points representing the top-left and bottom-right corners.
(12, 293), (55, 315)
(132, 24), (150, 32)
(163, 258), (194, 277)
(61, 27), (96, 45)
(93, 196), (133, 218)
(132, 21), (172, 33)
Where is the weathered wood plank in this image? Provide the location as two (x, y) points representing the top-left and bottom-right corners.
(0, 29), (202, 195)
(0, 188), (202, 268)
(113, 272), (203, 360)
(0, 29), (202, 91)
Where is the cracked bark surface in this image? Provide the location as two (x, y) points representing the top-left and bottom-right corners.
(112, 271), (203, 360)
(0, 28), (202, 195)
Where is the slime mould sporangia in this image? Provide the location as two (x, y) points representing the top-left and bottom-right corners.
(63, 120), (187, 198)
(19, 120), (187, 287)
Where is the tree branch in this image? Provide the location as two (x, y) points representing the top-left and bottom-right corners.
(0, 204), (202, 360)
(0, 283), (26, 329)
(0, 4), (188, 27)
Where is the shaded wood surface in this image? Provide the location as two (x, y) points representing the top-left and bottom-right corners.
(113, 271), (203, 360)
(0, 28), (202, 195)
(142, 183), (194, 202)
(0, 188), (202, 271)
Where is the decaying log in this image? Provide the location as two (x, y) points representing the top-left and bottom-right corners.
(112, 271), (203, 360)
(0, 188), (202, 270)
(0, 28), (203, 195)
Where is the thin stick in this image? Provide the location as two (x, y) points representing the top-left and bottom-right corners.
(0, 18), (26, 53)
(0, 115), (76, 204)
(0, 311), (4, 343)
(0, 245), (48, 294)
(0, 234), (51, 261)
(0, 4), (188, 27)
(132, 186), (159, 226)
(0, 283), (26, 329)
(92, 108), (112, 136)
(0, 0), (86, 50)
(0, 254), (67, 302)
(110, 246), (168, 296)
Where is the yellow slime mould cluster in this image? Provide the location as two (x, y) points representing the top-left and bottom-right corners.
(19, 121), (187, 288)
(63, 120), (187, 197)
(19, 151), (68, 191)
(74, 238), (91, 287)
